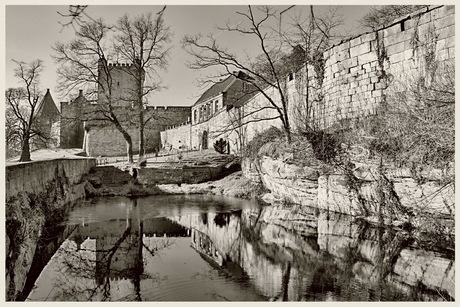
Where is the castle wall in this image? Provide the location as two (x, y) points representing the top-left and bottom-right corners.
(84, 106), (191, 157)
(314, 5), (455, 129)
(162, 5), (455, 153)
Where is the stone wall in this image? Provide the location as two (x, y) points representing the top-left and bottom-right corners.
(6, 158), (96, 301)
(6, 158), (96, 202)
(314, 5), (455, 128)
(162, 5), (454, 147)
(160, 123), (191, 150)
(83, 106), (191, 157)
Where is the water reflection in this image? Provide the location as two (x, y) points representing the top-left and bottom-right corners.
(24, 195), (454, 302)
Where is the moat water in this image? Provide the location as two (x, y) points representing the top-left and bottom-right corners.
(22, 195), (454, 302)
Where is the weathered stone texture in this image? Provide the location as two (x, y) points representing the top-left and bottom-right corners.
(6, 158), (95, 201)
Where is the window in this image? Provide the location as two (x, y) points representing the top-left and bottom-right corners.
(215, 100), (219, 113)
(243, 82), (248, 91)
(194, 110), (197, 123)
(288, 73), (294, 82)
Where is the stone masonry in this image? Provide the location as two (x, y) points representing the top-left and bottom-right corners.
(163, 5), (454, 148)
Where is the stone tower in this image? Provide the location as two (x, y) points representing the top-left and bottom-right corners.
(97, 59), (145, 107)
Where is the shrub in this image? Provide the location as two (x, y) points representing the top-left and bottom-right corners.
(243, 126), (284, 159)
(302, 130), (342, 163)
(213, 138), (228, 154)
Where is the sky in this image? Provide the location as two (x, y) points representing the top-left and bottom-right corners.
(5, 4), (374, 108)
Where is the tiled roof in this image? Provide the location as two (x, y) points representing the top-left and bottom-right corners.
(193, 75), (235, 106)
(36, 89), (60, 118)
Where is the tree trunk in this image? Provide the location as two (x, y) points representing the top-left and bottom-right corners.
(138, 108), (144, 161)
(137, 67), (145, 161)
(113, 121), (134, 163)
(126, 139), (134, 163)
(19, 133), (31, 162)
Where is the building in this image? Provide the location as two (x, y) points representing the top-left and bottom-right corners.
(59, 61), (190, 157)
(34, 88), (60, 148)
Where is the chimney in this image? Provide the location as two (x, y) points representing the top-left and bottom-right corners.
(79, 90), (83, 96)
(46, 88), (50, 93)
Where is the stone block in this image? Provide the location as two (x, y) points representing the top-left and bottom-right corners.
(436, 49), (449, 61)
(331, 63), (340, 73)
(436, 25), (455, 39)
(350, 42), (371, 57)
(361, 63), (371, 71)
(350, 36), (362, 47)
(430, 7), (441, 20)
(434, 14), (455, 30)
(448, 47), (455, 59)
(389, 51), (405, 64)
(361, 32), (377, 43)
(445, 35), (455, 48)
(358, 51), (378, 65)
(417, 11), (431, 25)
(404, 18), (417, 30)
(404, 39), (415, 50)
(387, 42), (406, 55)
(383, 24), (402, 37)
(404, 49), (415, 60)
(435, 38), (446, 52)
(384, 30), (412, 46)
(359, 78), (371, 86)
(372, 90), (383, 97)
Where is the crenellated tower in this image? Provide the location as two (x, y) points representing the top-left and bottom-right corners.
(97, 59), (145, 107)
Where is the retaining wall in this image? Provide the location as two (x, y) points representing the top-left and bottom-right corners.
(6, 158), (96, 201)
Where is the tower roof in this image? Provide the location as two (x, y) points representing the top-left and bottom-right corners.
(36, 89), (60, 118)
(70, 89), (89, 105)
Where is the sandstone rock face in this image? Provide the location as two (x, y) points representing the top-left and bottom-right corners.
(254, 157), (319, 207)
(245, 156), (454, 223)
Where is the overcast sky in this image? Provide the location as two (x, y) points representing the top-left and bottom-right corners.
(5, 4), (373, 107)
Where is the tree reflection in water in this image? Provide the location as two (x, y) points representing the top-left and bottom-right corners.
(24, 196), (454, 302)
(31, 199), (177, 301)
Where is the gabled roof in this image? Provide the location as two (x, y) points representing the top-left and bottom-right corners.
(193, 75), (235, 106)
(71, 90), (88, 105)
(193, 71), (255, 107)
(36, 89), (60, 118)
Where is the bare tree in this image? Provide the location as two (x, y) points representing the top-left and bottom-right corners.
(6, 60), (45, 162)
(114, 6), (172, 160)
(53, 19), (136, 162)
(183, 5), (298, 142)
(283, 6), (344, 133)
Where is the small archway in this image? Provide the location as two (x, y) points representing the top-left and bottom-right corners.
(202, 130), (208, 150)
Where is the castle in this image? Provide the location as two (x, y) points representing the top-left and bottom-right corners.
(38, 5), (453, 158)
(162, 5), (455, 154)
(58, 60), (191, 157)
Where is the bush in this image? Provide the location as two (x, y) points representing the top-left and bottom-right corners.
(213, 138), (228, 154)
(302, 130), (342, 163)
(243, 126), (284, 159)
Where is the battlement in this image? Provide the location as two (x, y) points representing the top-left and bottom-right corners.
(146, 105), (192, 111)
(107, 62), (134, 67)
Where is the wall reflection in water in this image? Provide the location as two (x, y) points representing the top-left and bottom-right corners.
(25, 196), (454, 302)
